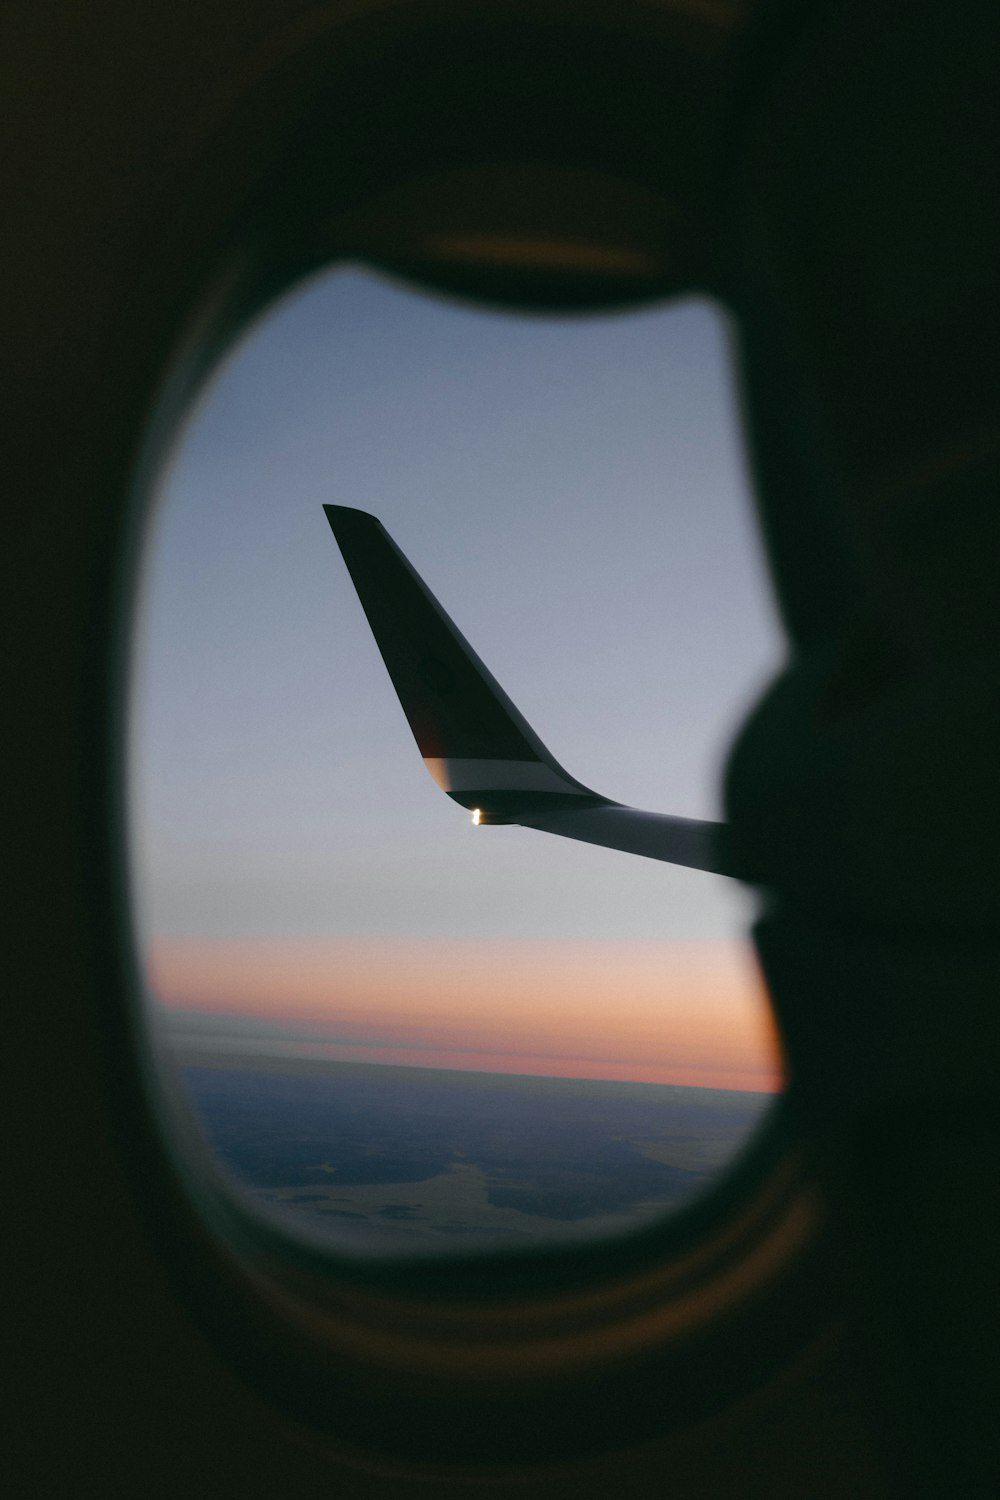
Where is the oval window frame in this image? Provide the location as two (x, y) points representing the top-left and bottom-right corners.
(109, 0), (833, 1467)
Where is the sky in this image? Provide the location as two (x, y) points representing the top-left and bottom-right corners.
(130, 266), (786, 1092)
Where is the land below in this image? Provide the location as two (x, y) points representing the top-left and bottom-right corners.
(176, 1054), (774, 1251)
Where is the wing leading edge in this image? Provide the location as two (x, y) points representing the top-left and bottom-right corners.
(323, 505), (742, 879)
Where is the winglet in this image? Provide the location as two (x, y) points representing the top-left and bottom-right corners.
(323, 505), (598, 822)
(323, 505), (740, 877)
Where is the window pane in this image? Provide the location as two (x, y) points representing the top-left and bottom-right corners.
(130, 268), (784, 1256)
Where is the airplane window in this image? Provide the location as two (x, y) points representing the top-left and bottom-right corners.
(129, 266), (785, 1258)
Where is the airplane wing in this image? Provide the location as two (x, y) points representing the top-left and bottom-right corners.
(323, 504), (744, 879)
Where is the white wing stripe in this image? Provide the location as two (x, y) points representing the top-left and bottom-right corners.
(424, 757), (591, 795)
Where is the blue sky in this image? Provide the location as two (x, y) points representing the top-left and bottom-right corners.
(130, 266), (783, 961)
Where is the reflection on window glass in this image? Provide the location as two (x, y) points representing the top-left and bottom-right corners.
(130, 268), (785, 1255)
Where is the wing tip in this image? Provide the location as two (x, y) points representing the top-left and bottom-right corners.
(323, 503), (380, 530)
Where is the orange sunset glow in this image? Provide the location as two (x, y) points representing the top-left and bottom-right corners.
(148, 935), (784, 1092)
